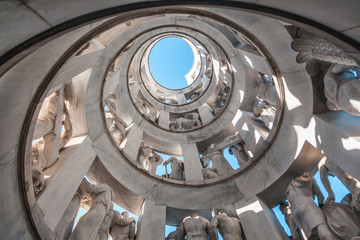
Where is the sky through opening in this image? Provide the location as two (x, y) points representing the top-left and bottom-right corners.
(149, 37), (194, 89)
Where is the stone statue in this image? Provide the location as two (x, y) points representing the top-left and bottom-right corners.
(201, 144), (233, 176)
(109, 212), (136, 240)
(252, 74), (277, 128)
(321, 201), (360, 239)
(31, 163), (45, 195)
(279, 202), (300, 240)
(291, 30), (360, 116)
(31, 142), (46, 195)
(60, 107), (73, 149)
(70, 181), (114, 240)
(323, 64), (360, 116)
(138, 144), (163, 175)
(158, 95), (178, 104)
(147, 152), (163, 176)
(32, 84), (76, 186)
(165, 225), (183, 240)
(53, 179), (97, 240)
(96, 204), (117, 240)
(190, 88), (203, 101)
(210, 210), (244, 240)
(318, 157), (360, 239)
(205, 68), (212, 78)
(64, 82), (78, 110)
(33, 91), (61, 139)
(202, 167), (220, 180)
(170, 113), (202, 131)
(286, 172), (336, 240)
(138, 143), (152, 170)
(163, 157), (184, 181)
(105, 94), (128, 143)
(228, 142), (249, 168)
(211, 82), (230, 116)
(180, 213), (211, 240)
(318, 157), (360, 208)
(134, 99), (158, 123)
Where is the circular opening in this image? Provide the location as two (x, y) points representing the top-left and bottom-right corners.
(149, 37), (194, 89)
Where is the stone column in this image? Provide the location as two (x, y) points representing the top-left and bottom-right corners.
(136, 200), (166, 240)
(198, 104), (214, 125)
(177, 94), (186, 104)
(37, 136), (96, 230)
(181, 143), (204, 184)
(234, 197), (289, 240)
(158, 111), (170, 130)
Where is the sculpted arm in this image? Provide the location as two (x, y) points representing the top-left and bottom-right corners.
(319, 159), (335, 204)
(313, 178), (325, 207)
(210, 216), (219, 240)
(129, 222), (136, 240)
(178, 221), (185, 240)
(112, 211), (125, 226)
(163, 157), (173, 166)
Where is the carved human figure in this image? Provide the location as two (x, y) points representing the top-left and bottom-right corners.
(323, 64), (360, 116)
(163, 157), (184, 181)
(32, 91), (64, 169)
(148, 152), (163, 176)
(212, 82), (230, 115)
(96, 204), (116, 240)
(109, 212), (136, 240)
(210, 210), (243, 240)
(53, 179), (93, 240)
(60, 107), (73, 148)
(170, 113), (202, 131)
(202, 167), (220, 180)
(70, 181), (114, 240)
(181, 213), (211, 240)
(318, 157), (360, 238)
(165, 225), (183, 240)
(201, 144), (233, 176)
(158, 95), (178, 104)
(138, 143), (152, 170)
(228, 142), (249, 168)
(105, 95), (128, 143)
(33, 91), (61, 139)
(291, 30), (360, 116)
(64, 82), (78, 110)
(134, 99), (159, 123)
(253, 74), (277, 128)
(318, 157), (360, 207)
(31, 141), (47, 195)
(286, 172), (336, 240)
(190, 88), (203, 101)
(279, 202), (300, 240)
(31, 163), (45, 195)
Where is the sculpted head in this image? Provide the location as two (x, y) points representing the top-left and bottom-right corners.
(279, 202), (289, 214)
(122, 212), (130, 219)
(297, 172), (312, 181)
(218, 210), (227, 216)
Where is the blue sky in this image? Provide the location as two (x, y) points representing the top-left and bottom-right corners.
(73, 37), (348, 240)
(149, 37), (193, 89)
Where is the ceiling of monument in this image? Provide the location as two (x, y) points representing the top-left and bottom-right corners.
(1, 3), (358, 239)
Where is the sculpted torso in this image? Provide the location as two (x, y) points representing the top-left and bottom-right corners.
(183, 216), (210, 240)
(214, 215), (242, 240)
